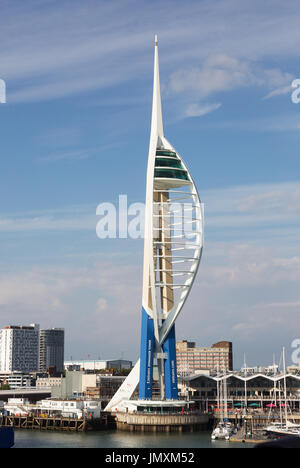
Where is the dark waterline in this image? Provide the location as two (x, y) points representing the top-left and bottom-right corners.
(13, 429), (250, 449)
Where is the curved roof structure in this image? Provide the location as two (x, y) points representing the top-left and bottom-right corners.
(184, 372), (300, 384)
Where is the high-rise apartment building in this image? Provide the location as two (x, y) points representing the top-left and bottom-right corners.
(39, 328), (64, 374)
(176, 340), (233, 375)
(0, 324), (40, 373)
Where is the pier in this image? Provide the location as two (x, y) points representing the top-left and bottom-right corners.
(0, 412), (115, 432)
(0, 414), (86, 432)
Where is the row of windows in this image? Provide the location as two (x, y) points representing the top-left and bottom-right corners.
(177, 352), (229, 356)
(156, 149), (178, 159)
(154, 148), (189, 181)
(154, 168), (189, 181)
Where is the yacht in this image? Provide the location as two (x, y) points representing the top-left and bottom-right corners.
(264, 421), (300, 438)
(211, 369), (235, 440)
(211, 421), (234, 440)
(264, 348), (300, 439)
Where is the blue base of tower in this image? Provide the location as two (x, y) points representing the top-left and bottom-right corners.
(139, 307), (178, 400)
(163, 324), (178, 400)
(139, 307), (155, 399)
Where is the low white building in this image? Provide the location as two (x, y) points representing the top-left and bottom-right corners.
(36, 399), (101, 419)
(3, 397), (101, 419)
(4, 398), (30, 416)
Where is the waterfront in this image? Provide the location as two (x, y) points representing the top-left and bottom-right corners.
(13, 429), (250, 449)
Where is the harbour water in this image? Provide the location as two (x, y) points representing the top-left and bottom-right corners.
(13, 429), (250, 449)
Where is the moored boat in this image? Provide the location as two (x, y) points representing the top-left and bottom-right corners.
(211, 422), (234, 440)
(211, 368), (235, 440)
(264, 348), (300, 439)
(265, 421), (300, 438)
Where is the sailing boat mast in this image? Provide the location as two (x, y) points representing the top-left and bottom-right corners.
(282, 347), (289, 425)
(243, 354), (247, 415)
(217, 363), (220, 417)
(223, 366), (228, 422)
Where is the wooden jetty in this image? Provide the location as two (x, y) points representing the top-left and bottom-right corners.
(0, 412), (116, 432)
(0, 414), (86, 432)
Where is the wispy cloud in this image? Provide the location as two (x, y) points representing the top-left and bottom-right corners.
(0, 261), (142, 358)
(204, 181), (300, 237)
(37, 141), (124, 163)
(1, 242), (299, 364)
(168, 54), (293, 101)
(191, 112), (300, 132)
(1, 0), (299, 103)
(0, 181), (299, 250)
(184, 102), (222, 118)
(263, 85), (293, 100)
(39, 149), (99, 163)
(0, 180), (299, 363)
(0, 206), (96, 233)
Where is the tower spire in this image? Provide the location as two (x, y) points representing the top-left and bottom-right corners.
(151, 35), (164, 140)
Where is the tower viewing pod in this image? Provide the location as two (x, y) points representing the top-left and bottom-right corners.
(105, 37), (203, 412)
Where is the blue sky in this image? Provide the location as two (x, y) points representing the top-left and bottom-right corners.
(0, 0), (300, 368)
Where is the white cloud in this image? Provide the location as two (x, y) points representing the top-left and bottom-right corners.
(96, 297), (108, 312)
(202, 243), (300, 288)
(0, 180), (299, 363)
(0, 213), (95, 232)
(168, 55), (250, 96)
(0, 0), (298, 103)
(0, 181), (299, 241)
(168, 54), (293, 100)
(203, 181), (300, 233)
(176, 239), (300, 366)
(232, 300), (300, 337)
(184, 102), (221, 118)
(0, 261), (142, 357)
(0, 238), (299, 365)
(263, 85), (292, 100)
(39, 149), (99, 163)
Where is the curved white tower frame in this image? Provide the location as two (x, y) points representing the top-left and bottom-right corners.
(105, 36), (203, 411)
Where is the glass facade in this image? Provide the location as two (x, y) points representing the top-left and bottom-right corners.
(155, 158), (184, 169)
(156, 149), (178, 158)
(39, 329), (65, 374)
(154, 168), (189, 181)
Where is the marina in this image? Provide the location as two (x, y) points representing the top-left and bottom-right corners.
(3, 404), (300, 444)
(11, 429), (249, 449)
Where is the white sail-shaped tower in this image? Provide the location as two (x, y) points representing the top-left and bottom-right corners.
(105, 36), (203, 411)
